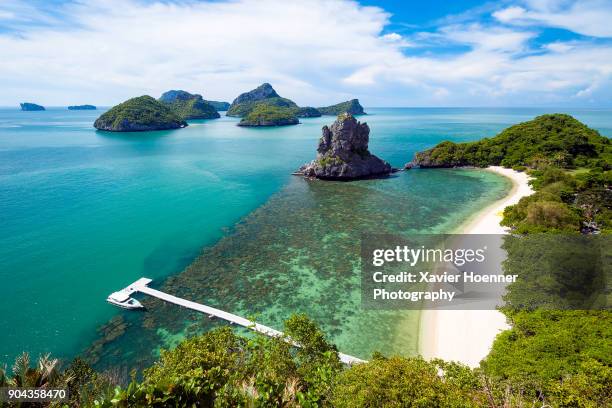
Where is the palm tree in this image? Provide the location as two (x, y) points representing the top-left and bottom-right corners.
(9, 352), (70, 389)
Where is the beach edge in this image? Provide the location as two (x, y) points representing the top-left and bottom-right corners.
(418, 166), (534, 367)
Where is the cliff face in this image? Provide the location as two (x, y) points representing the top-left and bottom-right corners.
(20, 103), (45, 111)
(297, 113), (391, 180)
(93, 96), (187, 132)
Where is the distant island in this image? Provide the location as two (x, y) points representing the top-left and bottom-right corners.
(238, 104), (299, 127)
(93, 95), (187, 132)
(227, 82), (366, 127)
(68, 104), (96, 110)
(159, 90), (220, 120)
(205, 100), (230, 111)
(20, 102), (45, 111)
(317, 99), (365, 115)
(227, 83), (300, 118)
(296, 113), (391, 179)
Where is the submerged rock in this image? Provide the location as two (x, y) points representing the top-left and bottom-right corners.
(20, 102), (45, 111)
(297, 113), (391, 180)
(93, 95), (187, 132)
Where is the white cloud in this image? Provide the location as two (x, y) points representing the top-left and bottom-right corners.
(439, 23), (536, 52)
(0, 0), (610, 107)
(382, 32), (401, 41)
(493, 6), (526, 22)
(544, 42), (575, 53)
(494, 0), (612, 38)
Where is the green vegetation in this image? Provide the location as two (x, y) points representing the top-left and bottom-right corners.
(317, 99), (365, 115)
(161, 96), (219, 120)
(93, 96), (187, 132)
(413, 114), (611, 169)
(238, 103), (299, 127)
(7, 314), (609, 406)
(317, 156), (344, 168)
(229, 97), (298, 117)
(331, 356), (482, 407)
(158, 90), (220, 120)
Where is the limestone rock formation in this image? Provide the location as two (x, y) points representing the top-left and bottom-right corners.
(297, 113), (391, 180)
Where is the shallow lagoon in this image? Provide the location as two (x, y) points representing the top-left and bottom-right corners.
(1, 107), (610, 368)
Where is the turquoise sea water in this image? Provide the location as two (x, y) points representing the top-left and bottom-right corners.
(1, 107), (610, 369)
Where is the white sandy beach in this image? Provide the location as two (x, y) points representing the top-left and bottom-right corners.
(419, 166), (534, 368)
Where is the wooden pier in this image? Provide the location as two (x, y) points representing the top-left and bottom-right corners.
(113, 278), (365, 365)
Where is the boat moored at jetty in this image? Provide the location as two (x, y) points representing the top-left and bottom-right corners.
(106, 291), (144, 310)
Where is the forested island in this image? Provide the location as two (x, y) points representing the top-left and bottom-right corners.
(20, 102), (45, 111)
(409, 114), (611, 234)
(93, 96), (187, 132)
(317, 99), (365, 115)
(227, 82), (366, 127)
(81, 83), (366, 130)
(238, 104), (299, 126)
(159, 90), (220, 120)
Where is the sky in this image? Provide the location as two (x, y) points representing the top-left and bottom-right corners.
(0, 0), (611, 107)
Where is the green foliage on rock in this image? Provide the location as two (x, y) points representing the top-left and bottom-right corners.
(500, 166), (612, 233)
(238, 103), (299, 127)
(227, 83), (298, 117)
(93, 96), (187, 132)
(229, 96), (298, 117)
(159, 90), (220, 120)
(317, 99), (365, 115)
(294, 106), (322, 118)
(413, 114), (611, 169)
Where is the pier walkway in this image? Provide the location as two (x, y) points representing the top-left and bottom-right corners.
(113, 278), (365, 365)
